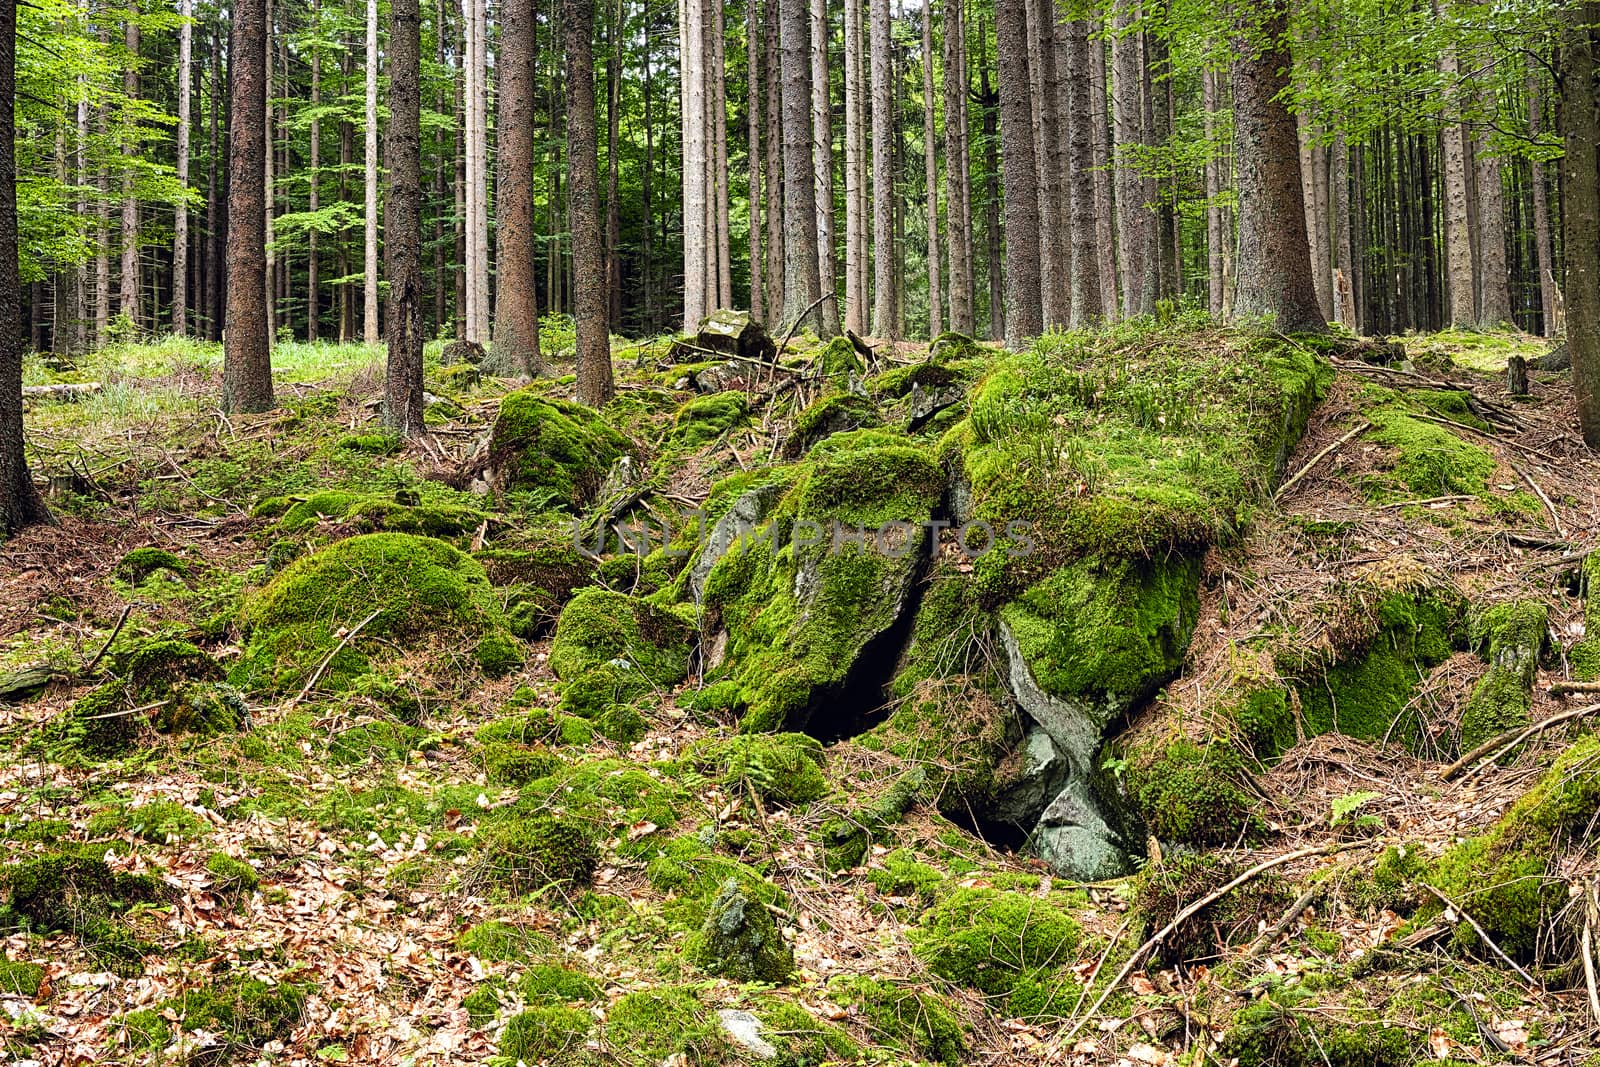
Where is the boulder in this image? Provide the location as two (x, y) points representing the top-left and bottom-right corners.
(696, 309), (776, 365)
(441, 339), (486, 365)
(686, 878), (795, 983)
(484, 389), (631, 511)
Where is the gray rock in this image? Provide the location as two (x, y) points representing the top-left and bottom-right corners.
(696, 309), (776, 364)
(688, 483), (786, 602)
(717, 1009), (778, 1060)
(905, 380), (965, 432)
(1032, 783), (1132, 881)
(990, 725), (1071, 827)
(692, 362), (747, 394)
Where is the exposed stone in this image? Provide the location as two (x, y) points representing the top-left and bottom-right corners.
(717, 1010), (778, 1060)
(696, 309), (776, 365)
(686, 878), (795, 983)
(441, 339), (486, 365)
(990, 725), (1070, 828)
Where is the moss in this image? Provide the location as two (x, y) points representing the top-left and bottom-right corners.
(686, 877), (796, 983)
(868, 359), (966, 400)
(463, 983), (502, 1027)
(685, 680), (744, 718)
(827, 976), (966, 1066)
(328, 720), (428, 764)
(1220, 982), (1415, 1067)
(335, 431), (403, 454)
(87, 799), (208, 842)
(518, 963), (601, 1004)
(1460, 600), (1548, 753)
(645, 835), (783, 925)
(783, 392), (882, 457)
(1231, 678), (1297, 759)
(483, 741), (562, 785)
(1, 853), (164, 973)
(151, 974), (309, 1051)
(456, 920), (552, 961)
(0, 956), (43, 997)
(716, 733), (827, 806)
(1134, 853), (1287, 965)
(487, 390), (632, 511)
(475, 816), (599, 895)
(868, 849), (944, 898)
(549, 588), (693, 686)
(556, 665), (653, 724)
(275, 490), (486, 537)
(1572, 555), (1600, 682)
(1126, 737), (1259, 847)
(234, 533), (521, 694)
(668, 391), (750, 449)
(1347, 843), (1426, 915)
(595, 701), (648, 743)
(499, 1005), (593, 1062)
(756, 1001), (862, 1066)
(863, 678), (1017, 821)
(603, 986), (729, 1065)
(512, 758), (687, 858)
(115, 546), (188, 584)
(910, 887), (1080, 995)
(1002, 553), (1202, 716)
(1363, 399), (1497, 501)
(1428, 734), (1600, 956)
(435, 363), (482, 392)
(477, 709), (595, 748)
(205, 852), (261, 898)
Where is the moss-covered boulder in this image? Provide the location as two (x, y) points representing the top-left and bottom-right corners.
(827, 976), (966, 1066)
(693, 438), (945, 732)
(711, 732), (828, 806)
(910, 887), (1081, 995)
(60, 638), (229, 755)
(3, 853), (166, 971)
(475, 537), (597, 638)
(782, 392), (882, 458)
(686, 878), (796, 983)
(485, 390), (632, 511)
(1460, 599), (1548, 753)
(668, 391), (749, 450)
(233, 533), (522, 694)
(272, 489), (485, 537)
(602, 986), (732, 1065)
(1123, 735), (1259, 848)
(474, 815), (599, 894)
(549, 587), (694, 694)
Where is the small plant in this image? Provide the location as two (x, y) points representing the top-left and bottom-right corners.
(1329, 790), (1383, 830)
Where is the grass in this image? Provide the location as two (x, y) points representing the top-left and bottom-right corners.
(1405, 328), (1550, 374)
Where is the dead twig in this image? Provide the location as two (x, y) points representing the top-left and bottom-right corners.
(1551, 681), (1600, 697)
(288, 610), (383, 709)
(83, 604), (132, 674)
(1584, 879), (1600, 1026)
(1441, 702), (1600, 781)
(1421, 883), (1541, 989)
(1275, 421), (1371, 501)
(1510, 460), (1566, 539)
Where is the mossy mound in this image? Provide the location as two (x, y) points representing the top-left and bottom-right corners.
(755, 1001), (863, 1065)
(233, 533), (521, 694)
(868, 358), (968, 400)
(456, 920), (552, 961)
(123, 974), (309, 1055)
(863, 677), (1019, 823)
(645, 835), (786, 927)
(1572, 554), (1600, 681)
(482, 741), (563, 785)
(910, 887), (1081, 995)
(271, 489), (485, 537)
(668, 391), (750, 450)
(602, 986), (731, 1065)
(1460, 599), (1548, 752)
(509, 758), (687, 859)
(1359, 385), (1498, 500)
(474, 815), (599, 894)
(1124, 736), (1259, 847)
(60, 638), (230, 755)
(815, 335), (866, 379)
(499, 1004), (593, 1062)
(475, 538), (597, 637)
(827, 976), (966, 1066)
(205, 852), (261, 898)
(693, 439), (945, 732)
(0, 956), (43, 997)
(486, 391), (632, 511)
(1428, 733), (1600, 957)
(1134, 853), (1287, 965)
(710, 732), (828, 806)
(685, 878), (795, 983)
(518, 963), (601, 1004)
(2, 853), (166, 971)
(549, 588), (694, 686)
(782, 392), (882, 457)
(1283, 558), (1465, 750)
(115, 546), (188, 584)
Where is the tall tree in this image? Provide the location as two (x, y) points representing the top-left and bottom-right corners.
(173, 0), (193, 336)
(492, 0), (544, 376)
(1435, 1), (1474, 328)
(1110, 0), (1146, 318)
(747, 0), (765, 322)
(308, 0), (322, 342)
(1527, 67), (1557, 336)
(1231, 0), (1325, 333)
(1065, 13), (1099, 327)
(780, 0), (824, 331)
(922, 0), (942, 338)
(567, 0), (615, 404)
(812, 0), (840, 336)
(843, 0), (866, 332)
(942, 0), (973, 335)
(464, 0), (489, 341)
(222, 0), (275, 412)
(1561, 1), (1600, 447)
(384, 0), (425, 435)
(869, 0), (894, 337)
(363, 0), (380, 343)
(0, 0), (50, 535)
(120, 7), (140, 326)
(680, 0), (708, 327)
(995, 0), (1042, 346)
(1473, 79), (1511, 326)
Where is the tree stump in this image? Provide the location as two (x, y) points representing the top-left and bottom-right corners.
(1507, 355), (1529, 396)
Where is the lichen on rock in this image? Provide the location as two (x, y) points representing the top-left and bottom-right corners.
(686, 877), (796, 983)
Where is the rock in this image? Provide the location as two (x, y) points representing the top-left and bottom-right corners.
(686, 878), (795, 983)
(690, 361), (749, 394)
(1532, 340), (1569, 372)
(687, 482), (787, 600)
(716, 1010), (778, 1060)
(782, 392), (881, 458)
(436, 363), (482, 391)
(989, 725), (1071, 828)
(905, 380), (965, 432)
(441, 339), (487, 365)
(696, 309), (776, 365)
(1031, 784), (1133, 881)
(0, 665), (52, 702)
(484, 389), (632, 511)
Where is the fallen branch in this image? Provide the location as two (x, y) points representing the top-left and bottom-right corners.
(1274, 421), (1370, 501)
(1379, 494), (1476, 510)
(76, 698), (171, 721)
(1551, 681), (1600, 697)
(1585, 880), (1600, 1026)
(1405, 410), (1561, 464)
(1421, 884), (1541, 989)
(83, 603), (132, 674)
(288, 610), (383, 709)
(1052, 843), (1344, 1048)
(23, 382), (102, 400)
(1441, 702), (1600, 781)
(1244, 864), (1348, 959)
(1510, 460), (1566, 539)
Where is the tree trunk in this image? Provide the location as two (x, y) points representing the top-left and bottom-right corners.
(568, 0), (615, 405)
(1026, 0), (1064, 326)
(264, 0), (275, 335)
(1065, 16), (1099, 327)
(1231, 0), (1325, 333)
(384, 0), (425, 435)
(1561, 2), (1600, 447)
(922, 0), (941, 338)
(1111, 0), (1145, 318)
(1474, 77), (1511, 327)
(764, 0), (784, 321)
(492, 0), (543, 376)
(780, 0), (824, 331)
(464, 0), (488, 341)
(1528, 67), (1557, 336)
(606, 0), (623, 328)
(1148, 17), (1178, 303)
(308, 0), (321, 342)
(980, 31), (1003, 341)
(812, 0), (840, 336)
(713, 0), (733, 310)
(1089, 30), (1116, 320)
(995, 0), (1042, 346)
(120, 9), (141, 327)
(222, 0), (274, 412)
(0, 0), (49, 533)
(680, 0), (707, 328)
(869, 0), (894, 337)
(1436, 3), (1474, 327)
(1202, 65), (1224, 317)
(746, 0), (765, 321)
(942, 0), (973, 335)
(843, 0), (865, 332)
(363, 0), (380, 343)
(173, 0), (192, 336)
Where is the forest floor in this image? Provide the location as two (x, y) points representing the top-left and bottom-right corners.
(3, 319), (1598, 1067)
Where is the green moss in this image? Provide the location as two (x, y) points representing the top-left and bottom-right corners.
(513, 759), (686, 858)
(863, 678), (1017, 821)
(336, 431), (403, 454)
(1459, 600), (1548, 752)
(87, 799), (207, 842)
(783, 392), (882, 457)
(1429, 734), (1600, 956)
(556, 663), (652, 719)
(1126, 737), (1259, 847)
(868, 359), (966, 400)
(234, 533), (521, 694)
(115, 547), (188, 584)
(1220, 982), (1414, 1067)
(827, 976), (966, 1066)
(685, 680), (744, 717)
(499, 1005), (593, 1062)
(1231, 678), (1296, 759)
(477, 709), (595, 748)
(475, 816), (599, 895)
(549, 588), (693, 686)
(668, 391), (750, 449)
(456, 920), (552, 961)
(602, 987), (729, 1065)
(1363, 398), (1497, 501)
(686, 877), (796, 983)
(150, 974), (309, 1051)
(0, 956), (43, 997)
(483, 742), (563, 785)
(205, 852), (261, 898)
(645, 835), (784, 927)
(756, 1001), (862, 1066)
(463, 983), (503, 1027)
(868, 849), (944, 898)
(1134, 853), (1286, 965)
(1347, 843), (1426, 914)
(328, 720), (428, 764)
(910, 887), (1081, 995)
(487, 391), (632, 511)
(518, 964), (601, 1004)
(716, 733), (827, 806)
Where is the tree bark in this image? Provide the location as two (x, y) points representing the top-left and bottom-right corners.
(207, 24), (223, 341)
(1528, 66), (1557, 336)
(568, 0), (615, 405)
(1435, 2), (1474, 328)
(843, 0), (866, 332)
(222, 0), (274, 412)
(0, 0), (49, 534)
(1026, 0), (1065, 326)
(747, 0), (765, 322)
(1474, 76), (1511, 326)
(173, 0), (192, 336)
(979, 30), (1003, 341)
(308, 0), (321, 342)
(606, 0), (623, 328)
(492, 0), (543, 376)
(1089, 29), (1116, 320)
(264, 0), (275, 335)
(712, 0), (733, 310)
(1065, 16), (1099, 326)
(1148, 14), (1178, 303)
(922, 0), (941, 337)
(1561, 2), (1600, 447)
(1231, 0), (1325, 333)
(1111, 0), (1145, 318)
(995, 0), (1042, 346)
(869, 0), (895, 337)
(120, 9), (141, 327)
(780, 0), (824, 331)
(1202, 65), (1224, 317)
(364, 0), (380, 343)
(942, 0), (973, 334)
(812, 0), (840, 336)
(384, 0), (425, 436)
(764, 0), (785, 321)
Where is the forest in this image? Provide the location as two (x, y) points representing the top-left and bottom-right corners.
(3, 0), (1600, 1062)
